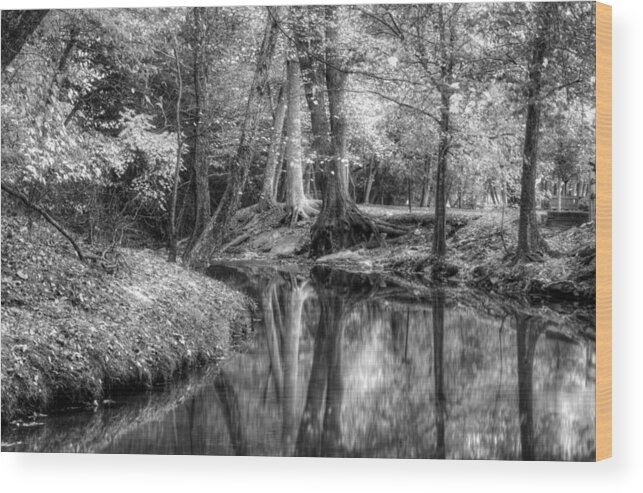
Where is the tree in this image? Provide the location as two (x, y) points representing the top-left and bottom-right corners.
(184, 7), (280, 266)
(1, 10), (49, 71)
(284, 58), (318, 225)
(515, 2), (556, 260)
(432, 5), (459, 258)
(291, 6), (332, 202)
(308, 6), (386, 258)
(257, 79), (287, 209)
(354, 3), (466, 259)
(168, 36), (184, 263)
(184, 8), (212, 254)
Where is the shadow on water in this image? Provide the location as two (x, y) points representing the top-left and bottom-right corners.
(2, 262), (596, 460)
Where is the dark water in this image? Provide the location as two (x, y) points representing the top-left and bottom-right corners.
(2, 263), (595, 460)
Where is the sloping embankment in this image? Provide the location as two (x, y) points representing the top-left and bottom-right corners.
(1, 216), (252, 423)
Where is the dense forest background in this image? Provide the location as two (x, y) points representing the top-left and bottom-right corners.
(1, 3), (595, 265)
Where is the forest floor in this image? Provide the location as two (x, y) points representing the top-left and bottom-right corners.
(219, 204), (595, 307)
(0, 215), (252, 424)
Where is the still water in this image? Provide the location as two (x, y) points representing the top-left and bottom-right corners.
(2, 262), (595, 460)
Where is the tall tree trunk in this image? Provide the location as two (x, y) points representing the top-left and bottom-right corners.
(168, 38), (184, 262)
(516, 3), (555, 259)
(1, 10), (48, 72)
(433, 5), (454, 259)
(292, 6), (332, 196)
(185, 8), (211, 255)
(184, 7), (279, 266)
(258, 80), (287, 209)
(284, 58), (317, 225)
(309, 6), (384, 258)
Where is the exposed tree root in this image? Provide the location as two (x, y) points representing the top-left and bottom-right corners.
(512, 236), (553, 265)
(372, 217), (409, 237)
(310, 203), (385, 258)
(284, 199), (320, 227)
(254, 197), (285, 214)
(219, 233), (251, 254)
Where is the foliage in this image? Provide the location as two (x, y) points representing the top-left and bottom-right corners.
(1, 3), (596, 247)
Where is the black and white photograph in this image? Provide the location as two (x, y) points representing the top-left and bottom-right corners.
(1, 1), (600, 460)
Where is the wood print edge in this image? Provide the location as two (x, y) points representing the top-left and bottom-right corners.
(595, 1), (612, 462)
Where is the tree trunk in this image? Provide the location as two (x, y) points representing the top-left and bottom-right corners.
(284, 59), (317, 225)
(184, 7), (279, 266)
(185, 8), (211, 255)
(516, 3), (555, 259)
(168, 38), (184, 263)
(275, 151), (287, 202)
(420, 155), (432, 207)
(309, 7), (383, 258)
(258, 80), (287, 209)
(363, 156), (375, 205)
(433, 5), (454, 259)
(433, 100), (448, 256)
(303, 161), (312, 196)
(1, 10), (48, 72)
(292, 6), (332, 196)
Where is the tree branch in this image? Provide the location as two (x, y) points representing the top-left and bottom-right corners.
(1, 182), (85, 261)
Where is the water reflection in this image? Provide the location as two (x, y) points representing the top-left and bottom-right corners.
(3, 264), (595, 460)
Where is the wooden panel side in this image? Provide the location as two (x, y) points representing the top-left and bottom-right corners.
(596, 1), (612, 462)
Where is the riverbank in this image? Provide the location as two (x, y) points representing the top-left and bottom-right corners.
(217, 205), (595, 306)
(1, 216), (252, 424)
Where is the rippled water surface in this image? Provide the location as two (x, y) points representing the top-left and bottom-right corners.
(3, 262), (595, 460)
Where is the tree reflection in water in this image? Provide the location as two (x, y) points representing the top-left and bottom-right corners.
(205, 265), (594, 460)
(6, 264), (595, 459)
(515, 313), (541, 461)
(433, 289), (447, 459)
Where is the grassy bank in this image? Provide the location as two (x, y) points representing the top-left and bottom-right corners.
(1, 216), (252, 424)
